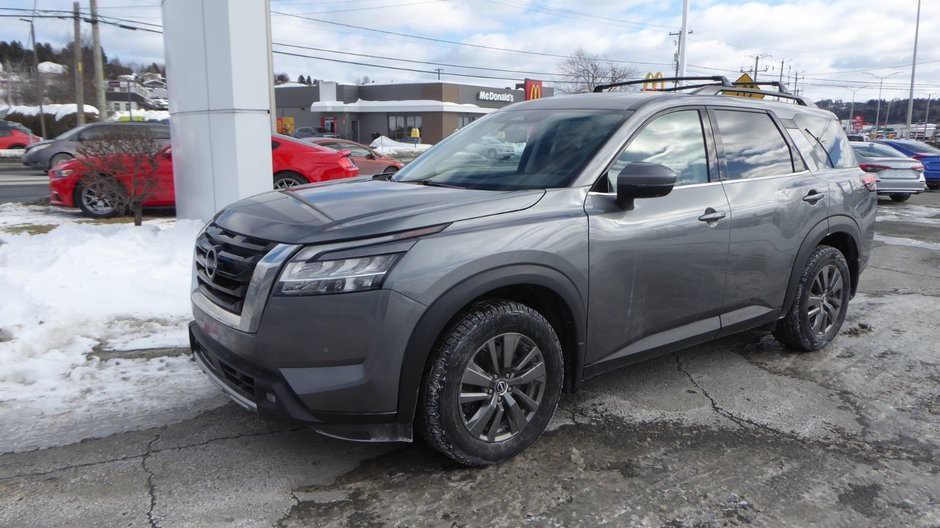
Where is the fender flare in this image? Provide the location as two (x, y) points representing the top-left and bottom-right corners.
(394, 264), (586, 425)
(782, 215), (861, 314)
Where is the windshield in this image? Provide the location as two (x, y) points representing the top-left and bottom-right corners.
(56, 123), (93, 140)
(393, 108), (628, 190)
(852, 143), (905, 158)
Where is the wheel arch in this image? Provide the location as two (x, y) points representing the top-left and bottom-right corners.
(783, 215), (861, 315)
(395, 265), (587, 426)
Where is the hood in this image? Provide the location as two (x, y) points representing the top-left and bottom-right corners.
(214, 178), (545, 244)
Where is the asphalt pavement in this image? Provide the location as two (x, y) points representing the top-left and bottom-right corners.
(2, 191), (940, 527)
(0, 163), (49, 204)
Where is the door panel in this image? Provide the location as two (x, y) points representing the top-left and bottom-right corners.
(585, 108), (729, 366)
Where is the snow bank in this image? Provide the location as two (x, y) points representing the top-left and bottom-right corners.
(0, 206), (225, 452)
(112, 110), (170, 122)
(0, 149), (24, 158)
(369, 135), (433, 158)
(0, 104), (99, 121)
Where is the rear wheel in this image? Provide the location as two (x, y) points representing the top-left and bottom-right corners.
(890, 193), (911, 202)
(773, 245), (851, 351)
(383, 166), (399, 174)
(273, 171), (307, 189)
(418, 300), (563, 466)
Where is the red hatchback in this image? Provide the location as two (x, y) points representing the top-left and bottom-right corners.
(49, 134), (359, 217)
(0, 122), (39, 149)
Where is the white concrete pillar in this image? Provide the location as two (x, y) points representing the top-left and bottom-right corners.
(161, 0), (274, 221)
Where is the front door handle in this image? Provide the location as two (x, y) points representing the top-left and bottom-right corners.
(698, 208), (727, 224)
(803, 190), (825, 204)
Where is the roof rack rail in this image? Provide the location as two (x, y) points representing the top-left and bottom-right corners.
(693, 85), (816, 107)
(593, 76), (730, 93)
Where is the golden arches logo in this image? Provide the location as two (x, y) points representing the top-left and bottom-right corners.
(528, 83), (542, 100)
(642, 72), (666, 91)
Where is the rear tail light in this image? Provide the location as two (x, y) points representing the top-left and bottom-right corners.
(859, 164), (889, 173)
(912, 164), (924, 172)
(912, 154), (927, 160)
(860, 174), (877, 192)
(339, 156), (355, 169)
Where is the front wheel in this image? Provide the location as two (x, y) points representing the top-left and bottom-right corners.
(273, 171), (307, 189)
(418, 300), (564, 466)
(889, 193), (911, 202)
(75, 178), (126, 218)
(49, 153), (73, 169)
(773, 245), (851, 351)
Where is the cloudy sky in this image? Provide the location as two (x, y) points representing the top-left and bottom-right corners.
(0, 0), (936, 104)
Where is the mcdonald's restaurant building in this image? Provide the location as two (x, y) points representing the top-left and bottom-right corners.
(274, 79), (553, 144)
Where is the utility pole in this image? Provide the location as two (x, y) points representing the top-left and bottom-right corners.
(866, 71), (902, 139)
(434, 68), (442, 80)
(73, 2), (85, 125)
(778, 59), (784, 85)
(22, 18), (47, 138)
(3, 59), (12, 107)
(922, 94), (931, 140)
(90, 0), (107, 121)
(905, 0), (922, 138)
(677, 0), (689, 83)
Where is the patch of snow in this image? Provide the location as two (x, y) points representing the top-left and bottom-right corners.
(311, 98), (494, 115)
(874, 234), (940, 252)
(38, 61), (67, 74)
(112, 109), (170, 122)
(0, 209), (225, 452)
(369, 135), (433, 157)
(274, 82), (309, 88)
(0, 103), (99, 121)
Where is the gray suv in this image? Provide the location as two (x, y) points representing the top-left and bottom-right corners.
(189, 77), (876, 466)
(22, 121), (170, 170)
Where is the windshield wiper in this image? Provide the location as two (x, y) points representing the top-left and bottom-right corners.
(405, 180), (466, 189)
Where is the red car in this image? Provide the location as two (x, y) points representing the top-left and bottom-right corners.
(49, 134), (359, 218)
(0, 121), (39, 149)
(307, 138), (404, 176)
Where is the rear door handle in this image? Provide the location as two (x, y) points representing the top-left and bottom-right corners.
(803, 190), (825, 204)
(698, 208), (727, 223)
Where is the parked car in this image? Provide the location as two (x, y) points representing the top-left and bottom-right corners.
(0, 120), (40, 149)
(851, 141), (926, 202)
(293, 126), (339, 139)
(306, 138), (404, 176)
(23, 122), (171, 171)
(874, 139), (940, 190)
(465, 135), (515, 159)
(188, 79), (876, 466)
(49, 134), (359, 218)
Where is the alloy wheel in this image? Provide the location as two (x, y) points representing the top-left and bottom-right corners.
(274, 177), (303, 189)
(807, 263), (844, 335)
(81, 185), (117, 215)
(458, 332), (546, 443)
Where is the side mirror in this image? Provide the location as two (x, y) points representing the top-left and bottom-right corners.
(616, 162), (677, 210)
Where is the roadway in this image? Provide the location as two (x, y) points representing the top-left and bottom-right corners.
(0, 164), (49, 204)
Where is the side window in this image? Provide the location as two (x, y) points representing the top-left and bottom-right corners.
(605, 109), (709, 191)
(0, 129), (11, 138)
(792, 114), (856, 169)
(714, 110), (794, 179)
(336, 142), (371, 157)
(787, 128), (824, 172)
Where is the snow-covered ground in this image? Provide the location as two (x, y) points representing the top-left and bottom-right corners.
(370, 135), (433, 158)
(0, 103), (99, 121)
(0, 204), (225, 453)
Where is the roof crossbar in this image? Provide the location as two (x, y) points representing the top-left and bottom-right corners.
(593, 76), (730, 93)
(693, 85), (816, 107)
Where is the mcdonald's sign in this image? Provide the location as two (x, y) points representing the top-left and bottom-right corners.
(524, 79), (543, 101)
(642, 72), (666, 91)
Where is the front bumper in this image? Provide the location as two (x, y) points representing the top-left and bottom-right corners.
(190, 286), (426, 442)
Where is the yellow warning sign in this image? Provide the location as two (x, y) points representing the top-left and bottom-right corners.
(727, 73), (764, 99)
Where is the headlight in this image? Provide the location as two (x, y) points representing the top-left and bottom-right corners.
(276, 250), (402, 295)
(52, 169), (76, 178)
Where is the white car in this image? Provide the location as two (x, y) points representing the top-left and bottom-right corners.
(851, 141), (927, 202)
(465, 136), (514, 159)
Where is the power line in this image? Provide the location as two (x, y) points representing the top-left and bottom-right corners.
(483, 0), (676, 30)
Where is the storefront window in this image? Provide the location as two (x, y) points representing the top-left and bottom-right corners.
(458, 116), (478, 128)
(388, 115), (422, 141)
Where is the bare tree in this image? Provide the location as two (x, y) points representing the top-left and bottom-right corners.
(76, 126), (164, 226)
(556, 48), (638, 94)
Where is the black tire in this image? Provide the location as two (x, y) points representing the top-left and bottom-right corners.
(49, 153), (73, 169)
(890, 193), (911, 202)
(773, 245), (851, 351)
(927, 183), (940, 191)
(273, 171), (307, 190)
(383, 166), (399, 174)
(75, 178), (126, 219)
(418, 299), (564, 466)
(8, 144), (26, 150)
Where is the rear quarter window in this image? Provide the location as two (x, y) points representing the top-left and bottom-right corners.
(793, 114), (857, 169)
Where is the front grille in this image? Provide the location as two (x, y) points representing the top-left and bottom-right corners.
(219, 360), (256, 399)
(195, 224), (276, 315)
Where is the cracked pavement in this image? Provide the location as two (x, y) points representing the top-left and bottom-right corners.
(2, 192), (940, 527)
